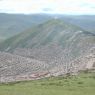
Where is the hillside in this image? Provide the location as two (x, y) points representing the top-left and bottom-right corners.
(0, 13), (95, 41)
(0, 19), (95, 82)
(0, 52), (50, 82)
(0, 19), (95, 55)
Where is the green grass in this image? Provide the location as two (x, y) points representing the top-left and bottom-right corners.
(0, 72), (95, 95)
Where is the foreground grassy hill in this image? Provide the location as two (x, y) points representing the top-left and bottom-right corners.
(0, 71), (95, 95)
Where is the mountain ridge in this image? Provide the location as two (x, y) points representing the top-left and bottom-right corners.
(0, 19), (95, 82)
(0, 19), (95, 65)
(0, 19), (87, 51)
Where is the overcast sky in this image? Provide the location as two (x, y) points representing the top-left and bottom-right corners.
(0, 0), (95, 15)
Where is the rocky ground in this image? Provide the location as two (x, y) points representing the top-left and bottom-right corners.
(0, 47), (95, 82)
(0, 47), (95, 83)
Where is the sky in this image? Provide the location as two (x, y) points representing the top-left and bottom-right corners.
(0, 0), (95, 15)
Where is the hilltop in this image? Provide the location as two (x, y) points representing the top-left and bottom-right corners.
(0, 13), (95, 41)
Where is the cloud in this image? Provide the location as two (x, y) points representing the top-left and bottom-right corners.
(42, 8), (53, 12)
(0, 0), (95, 14)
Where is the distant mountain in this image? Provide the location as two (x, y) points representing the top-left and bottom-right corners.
(0, 13), (51, 40)
(0, 13), (95, 41)
(57, 15), (95, 32)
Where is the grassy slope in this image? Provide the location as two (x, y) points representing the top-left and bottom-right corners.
(0, 19), (95, 62)
(0, 19), (89, 51)
(0, 72), (95, 95)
